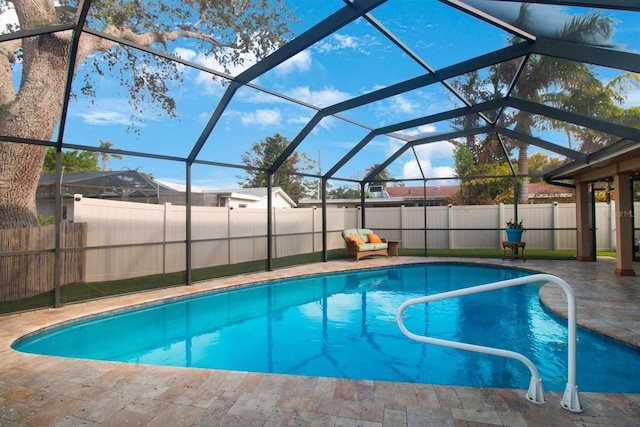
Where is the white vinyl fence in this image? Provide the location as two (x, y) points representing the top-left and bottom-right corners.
(71, 197), (639, 282)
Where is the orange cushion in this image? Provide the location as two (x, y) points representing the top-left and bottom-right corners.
(348, 235), (364, 245)
(367, 233), (382, 243)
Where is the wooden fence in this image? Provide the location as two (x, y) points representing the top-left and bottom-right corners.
(0, 223), (86, 302)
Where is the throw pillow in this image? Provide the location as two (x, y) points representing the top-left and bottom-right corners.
(348, 235), (364, 245)
(367, 233), (382, 243)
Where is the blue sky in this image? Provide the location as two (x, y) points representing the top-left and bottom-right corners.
(4, 1), (638, 191)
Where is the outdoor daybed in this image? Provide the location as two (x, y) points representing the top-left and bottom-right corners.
(342, 228), (388, 261)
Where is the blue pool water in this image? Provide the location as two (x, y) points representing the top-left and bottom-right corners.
(13, 263), (640, 393)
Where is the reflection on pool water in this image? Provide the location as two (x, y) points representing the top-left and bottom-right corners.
(13, 263), (640, 393)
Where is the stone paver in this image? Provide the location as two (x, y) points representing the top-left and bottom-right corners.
(0, 257), (638, 426)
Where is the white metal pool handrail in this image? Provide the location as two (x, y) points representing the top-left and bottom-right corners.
(396, 273), (583, 413)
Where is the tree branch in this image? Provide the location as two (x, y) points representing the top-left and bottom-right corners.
(117, 27), (240, 50)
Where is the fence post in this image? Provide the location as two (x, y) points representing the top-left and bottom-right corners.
(73, 194), (84, 222)
(498, 203), (505, 248)
(163, 203), (171, 274)
(311, 207), (315, 253)
(447, 204), (453, 250)
(553, 202), (559, 251)
(273, 207), (277, 259)
(228, 206), (232, 264)
(400, 204), (405, 245)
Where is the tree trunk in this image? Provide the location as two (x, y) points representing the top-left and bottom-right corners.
(514, 113), (532, 204)
(0, 33), (71, 228)
(517, 143), (529, 204)
(0, 0), (113, 229)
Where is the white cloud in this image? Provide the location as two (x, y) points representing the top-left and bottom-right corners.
(403, 159), (455, 180)
(287, 114), (313, 125)
(380, 127), (455, 180)
(317, 34), (360, 53)
(239, 108), (281, 126)
(401, 124), (438, 137)
(239, 85), (351, 109)
(286, 86), (351, 107)
(173, 47), (197, 62)
(274, 50), (312, 75)
(384, 125), (450, 157)
(72, 98), (156, 127)
(75, 110), (132, 126)
(386, 94), (417, 114)
(413, 139), (455, 159)
(403, 140), (456, 180)
(315, 33), (381, 55)
(333, 34), (359, 49)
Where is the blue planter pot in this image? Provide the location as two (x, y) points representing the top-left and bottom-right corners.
(506, 228), (523, 243)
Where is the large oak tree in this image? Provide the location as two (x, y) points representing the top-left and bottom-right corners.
(0, 0), (295, 228)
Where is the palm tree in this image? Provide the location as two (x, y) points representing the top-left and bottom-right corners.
(365, 164), (393, 188)
(547, 72), (640, 153)
(98, 139), (124, 171)
(500, 7), (616, 202)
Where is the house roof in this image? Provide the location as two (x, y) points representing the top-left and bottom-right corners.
(213, 187), (297, 207)
(303, 182), (574, 206)
(386, 185), (459, 200)
(386, 183), (573, 200)
(38, 171), (175, 198)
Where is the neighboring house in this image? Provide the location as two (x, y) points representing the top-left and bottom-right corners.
(527, 182), (575, 203)
(300, 183), (574, 208)
(37, 171), (296, 220)
(191, 187), (296, 209)
(157, 180), (296, 209)
(388, 183), (573, 204)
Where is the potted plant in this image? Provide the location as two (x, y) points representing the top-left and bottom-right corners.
(505, 219), (525, 242)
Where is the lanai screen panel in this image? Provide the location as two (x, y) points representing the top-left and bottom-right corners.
(331, 133), (408, 181)
(285, 117), (373, 179)
(372, 0), (520, 70)
(194, 85), (319, 179)
(339, 83), (467, 131)
(458, 1), (639, 50)
(63, 33), (229, 159)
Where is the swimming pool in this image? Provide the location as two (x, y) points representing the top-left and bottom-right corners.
(13, 263), (640, 393)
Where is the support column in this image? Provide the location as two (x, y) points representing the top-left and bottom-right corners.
(575, 180), (592, 262)
(613, 173), (635, 276)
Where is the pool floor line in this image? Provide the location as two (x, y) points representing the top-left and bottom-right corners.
(1, 256), (639, 426)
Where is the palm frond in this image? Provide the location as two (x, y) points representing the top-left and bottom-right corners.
(558, 12), (617, 47)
